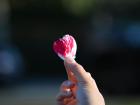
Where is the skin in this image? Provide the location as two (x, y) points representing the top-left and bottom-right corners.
(56, 57), (105, 105)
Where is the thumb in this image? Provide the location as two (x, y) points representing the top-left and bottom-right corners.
(64, 57), (89, 83)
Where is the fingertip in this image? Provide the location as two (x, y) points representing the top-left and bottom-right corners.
(64, 57), (89, 83)
(64, 57), (79, 73)
(64, 57), (76, 64)
(62, 80), (75, 87)
(60, 80), (75, 91)
(65, 61), (89, 83)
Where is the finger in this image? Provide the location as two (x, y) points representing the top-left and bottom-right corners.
(64, 65), (77, 82)
(64, 57), (77, 82)
(57, 101), (64, 105)
(56, 91), (74, 105)
(67, 99), (77, 105)
(57, 96), (76, 105)
(86, 72), (101, 92)
(64, 57), (89, 83)
(65, 65), (73, 80)
(56, 91), (72, 101)
(64, 97), (76, 105)
(60, 80), (75, 91)
(87, 72), (92, 77)
(86, 72), (93, 80)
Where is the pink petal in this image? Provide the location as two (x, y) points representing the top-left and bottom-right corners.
(53, 34), (77, 60)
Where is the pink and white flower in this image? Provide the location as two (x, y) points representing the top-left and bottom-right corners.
(53, 34), (77, 60)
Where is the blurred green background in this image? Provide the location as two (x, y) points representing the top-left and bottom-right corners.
(0, 0), (140, 105)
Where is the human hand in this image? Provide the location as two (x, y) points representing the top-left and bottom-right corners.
(56, 57), (105, 105)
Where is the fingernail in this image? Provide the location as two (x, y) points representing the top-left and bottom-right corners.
(65, 57), (76, 63)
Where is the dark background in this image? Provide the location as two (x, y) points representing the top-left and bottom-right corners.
(0, 0), (140, 105)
